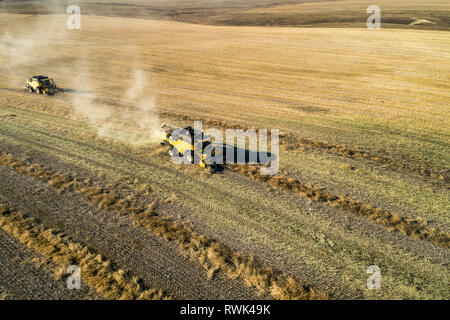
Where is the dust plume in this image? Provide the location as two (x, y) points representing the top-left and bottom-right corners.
(68, 63), (162, 146)
(97, 68), (162, 145)
(1, 0), (162, 146)
(0, 0), (69, 87)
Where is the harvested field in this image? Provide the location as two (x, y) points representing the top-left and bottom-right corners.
(0, 0), (449, 301)
(0, 227), (95, 300)
(0, 202), (168, 300)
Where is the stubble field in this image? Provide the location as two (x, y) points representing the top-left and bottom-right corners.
(0, 0), (448, 300)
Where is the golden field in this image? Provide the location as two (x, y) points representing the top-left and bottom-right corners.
(0, 0), (448, 300)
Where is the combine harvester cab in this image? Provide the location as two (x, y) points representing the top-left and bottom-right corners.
(161, 125), (218, 172)
(26, 75), (61, 95)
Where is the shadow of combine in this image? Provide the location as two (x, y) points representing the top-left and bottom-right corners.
(60, 88), (90, 94)
(209, 143), (275, 173)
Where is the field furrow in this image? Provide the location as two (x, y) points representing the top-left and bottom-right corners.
(0, 202), (169, 300)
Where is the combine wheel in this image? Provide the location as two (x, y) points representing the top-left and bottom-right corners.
(186, 152), (194, 164)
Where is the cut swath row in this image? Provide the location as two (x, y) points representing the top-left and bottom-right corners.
(0, 202), (169, 300)
(230, 165), (450, 249)
(0, 151), (327, 300)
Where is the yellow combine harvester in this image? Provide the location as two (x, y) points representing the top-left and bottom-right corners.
(26, 75), (61, 95)
(161, 124), (219, 172)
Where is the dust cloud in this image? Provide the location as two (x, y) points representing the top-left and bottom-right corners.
(96, 68), (162, 145)
(0, 0), (162, 146)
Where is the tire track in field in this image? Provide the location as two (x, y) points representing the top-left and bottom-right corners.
(0, 202), (169, 300)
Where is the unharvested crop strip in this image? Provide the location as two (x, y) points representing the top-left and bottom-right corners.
(231, 165), (450, 249)
(281, 134), (448, 182)
(160, 111), (447, 182)
(0, 202), (168, 300)
(0, 152), (327, 300)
